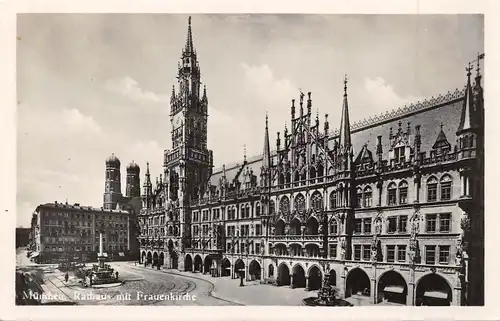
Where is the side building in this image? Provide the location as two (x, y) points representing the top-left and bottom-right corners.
(137, 17), (484, 307)
(29, 202), (131, 263)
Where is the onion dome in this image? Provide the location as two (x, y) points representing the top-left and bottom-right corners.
(126, 160), (140, 172)
(105, 153), (121, 167)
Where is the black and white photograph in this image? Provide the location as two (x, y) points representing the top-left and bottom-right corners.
(3, 2), (495, 318)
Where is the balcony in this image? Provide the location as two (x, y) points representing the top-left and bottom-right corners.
(269, 234), (322, 243)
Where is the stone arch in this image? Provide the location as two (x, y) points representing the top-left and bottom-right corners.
(377, 270), (408, 304)
(221, 258), (231, 277)
(146, 251), (152, 265)
(310, 191), (323, 211)
(170, 250), (179, 269)
(193, 255), (203, 272)
(345, 267), (371, 298)
(275, 219), (286, 235)
(234, 258), (245, 278)
(141, 251), (146, 264)
(415, 273), (453, 306)
(307, 265), (323, 291)
(204, 255), (213, 274)
(159, 252), (165, 266)
(249, 260), (262, 281)
(274, 243), (288, 256)
(184, 254), (193, 272)
(153, 251), (159, 267)
(328, 269), (337, 286)
(277, 262), (291, 286)
(289, 217), (301, 235)
(306, 216), (319, 235)
(292, 264), (306, 288)
(305, 243), (321, 257)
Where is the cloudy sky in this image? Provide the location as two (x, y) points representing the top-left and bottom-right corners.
(16, 14), (483, 227)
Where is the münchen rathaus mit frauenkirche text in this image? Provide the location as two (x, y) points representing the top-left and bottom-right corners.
(103, 17), (484, 306)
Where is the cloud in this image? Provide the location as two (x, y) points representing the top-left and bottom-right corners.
(62, 108), (102, 134)
(241, 63), (298, 107)
(351, 77), (423, 122)
(105, 76), (169, 103)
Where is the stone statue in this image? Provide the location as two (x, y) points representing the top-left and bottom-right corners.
(261, 239), (265, 255)
(371, 236), (378, 261)
(375, 218), (382, 235)
(340, 238), (346, 260)
(301, 225), (306, 236)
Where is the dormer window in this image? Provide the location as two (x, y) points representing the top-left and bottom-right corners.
(394, 146), (405, 163)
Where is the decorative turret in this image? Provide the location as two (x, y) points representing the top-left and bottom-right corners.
(261, 113), (272, 188)
(291, 99), (296, 120)
(142, 162), (153, 209)
(337, 75), (354, 172)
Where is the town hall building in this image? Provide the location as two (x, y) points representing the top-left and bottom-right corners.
(137, 17), (484, 306)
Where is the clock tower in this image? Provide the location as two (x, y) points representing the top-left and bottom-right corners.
(164, 17), (213, 262)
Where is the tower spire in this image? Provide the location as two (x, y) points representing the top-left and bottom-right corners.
(457, 63), (476, 134)
(262, 113), (271, 169)
(185, 16), (194, 54)
(339, 74), (352, 150)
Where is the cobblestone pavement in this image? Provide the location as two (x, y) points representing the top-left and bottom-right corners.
(49, 263), (239, 306)
(127, 263), (314, 306)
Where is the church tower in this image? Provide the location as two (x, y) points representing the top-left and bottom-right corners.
(164, 16), (214, 261)
(126, 161), (141, 198)
(103, 153), (122, 210)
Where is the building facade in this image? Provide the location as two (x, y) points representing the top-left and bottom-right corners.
(29, 202), (131, 263)
(137, 17), (484, 306)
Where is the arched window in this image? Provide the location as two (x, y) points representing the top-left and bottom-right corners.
(268, 264), (274, 277)
(285, 172), (291, 185)
(356, 187), (363, 208)
(363, 186), (373, 207)
(427, 176), (438, 202)
(246, 204), (251, 218)
(310, 167), (317, 181)
(256, 202), (261, 216)
(279, 196), (290, 215)
(329, 220), (338, 235)
(241, 204), (246, 219)
(279, 173), (285, 187)
(269, 200), (276, 215)
(294, 193), (306, 213)
(398, 180), (408, 204)
(440, 174), (452, 200)
(330, 191), (337, 209)
(387, 182), (397, 206)
(310, 191), (323, 211)
(294, 171), (300, 184)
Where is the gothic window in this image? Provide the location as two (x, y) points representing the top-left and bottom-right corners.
(356, 187), (363, 208)
(317, 163), (324, 177)
(279, 173), (285, 186)
(285, 172), (291, 185)
(269, 200), (276, 215)
(310, 191), (323, 211)
(241, 204), (246, 219)
(363, 186), (373, 207)
(440, 175), (452, 200)
(387, 182), (397, 206)
(246, 204), (251, 218)
(256, 202), (261, 216)
(294, 193), (306, 213)
(310, 167), (317, 181)
(294, 171), (300, 186)
(398, 181), (408, 204)
(427, 176), (438, 202)
(329, 191), (337, 209)
(300, 169), (307, 182)
(279, 196), (290, 215)
(329, 220), (338, 235)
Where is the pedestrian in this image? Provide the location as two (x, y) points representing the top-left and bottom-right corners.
(64, 273), (69, 283)
(115, 271), (119, 279)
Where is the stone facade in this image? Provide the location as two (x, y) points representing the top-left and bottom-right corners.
(29, 202), (131, 263)
(137, 17), (484, 306)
